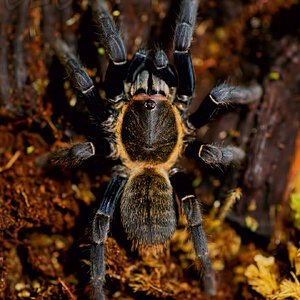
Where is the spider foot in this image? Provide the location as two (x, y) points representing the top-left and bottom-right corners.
(189, 84), (263, 128)
(201, 271), (217, 296)
(185, 142), (245, 167)
(91, 275), (106, 300)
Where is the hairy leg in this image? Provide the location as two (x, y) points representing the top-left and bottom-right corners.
(152, 50), (177, 90)
(185, 141), (245, 167)
(47, 142), (96, 168)
(170, 170), (216, 296)
(91, 174), (127, 300)
(189, 84), (262, 128)
(173, 0), (199, 110)
(92, 0), (128, 101)
(53, 39), (110, 124)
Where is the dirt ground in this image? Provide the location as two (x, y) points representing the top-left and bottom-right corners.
(1, 0), (300, 299)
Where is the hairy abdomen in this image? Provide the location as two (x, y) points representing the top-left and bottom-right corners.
(120, 168), (177, 246)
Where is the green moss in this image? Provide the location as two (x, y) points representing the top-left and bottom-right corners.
(290, 193), (300, 230)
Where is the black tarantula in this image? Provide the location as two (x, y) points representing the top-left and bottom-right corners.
(51, 0), (261, 298)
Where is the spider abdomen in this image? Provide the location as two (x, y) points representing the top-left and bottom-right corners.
(117, 95), (184, 169)
(120, 167), (177, 246)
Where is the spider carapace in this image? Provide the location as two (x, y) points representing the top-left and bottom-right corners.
(52, 0), (261, 299)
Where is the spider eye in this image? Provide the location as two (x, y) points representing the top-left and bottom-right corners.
(144, 100), (156, 110)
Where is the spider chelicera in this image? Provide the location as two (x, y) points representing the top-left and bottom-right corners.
(51, 0), (261, 298)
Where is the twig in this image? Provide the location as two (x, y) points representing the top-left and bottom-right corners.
(58, 278), (77, 300)
(0, 151), (21, 173)
(17, 186), (30, 207)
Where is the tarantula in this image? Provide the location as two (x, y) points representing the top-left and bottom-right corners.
(51, 0), (261, 298)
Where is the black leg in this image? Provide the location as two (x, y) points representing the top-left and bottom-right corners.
(126, 49), (147, 84)
(104, 60), (128, 101)
(48, 142), (97, 167)
(185, 141), (245, 166)
(152, 50), (177, 89)
(53, 39), (110, 124)
(91, 174), (127, 300)
(170, 171), (216, 296)
(37, 142), (106, 169)
(173, 0), (198, 105)
(189, 84), (262, 128)
(92, 0), (126, 64)
(92, 0), (128, 101)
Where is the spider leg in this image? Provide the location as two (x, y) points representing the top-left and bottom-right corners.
(53, 39), (110, 123)
(91, 174), (127, 300)
(173, 0), (198, 107)
(185, 141), (245, 166)
(152, 50), (177, 89)
(126, 49), (147, 83)
(189, 84), (263, 128)
(92, 0), (128, 101)
(170, 171), (216, 296)
(48, 142), (98, 168)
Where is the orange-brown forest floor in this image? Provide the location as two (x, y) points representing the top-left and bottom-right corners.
(1, 1), (300, 299)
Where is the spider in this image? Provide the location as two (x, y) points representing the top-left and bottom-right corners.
(51, 0), (261, 298)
